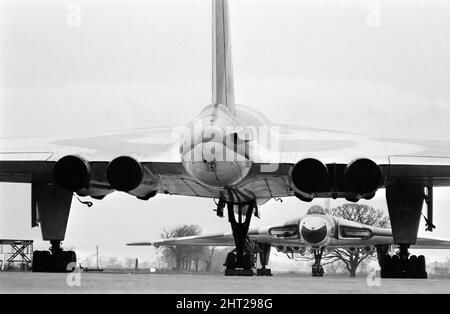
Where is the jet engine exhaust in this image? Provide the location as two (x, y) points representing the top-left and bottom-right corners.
(345, 158), (381, 195)
(107, 156), (143, 192)
(291, 158), (328, 195)
(53, 155), (91, 191)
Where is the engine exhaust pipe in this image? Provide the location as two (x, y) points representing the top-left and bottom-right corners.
(53, 155), (91, 191)
(345, 158), (381, 195)
(107, 156), (144, 192)
(290, 158), (329, 195)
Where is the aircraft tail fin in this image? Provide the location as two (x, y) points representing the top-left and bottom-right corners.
(212, 0), (235, 114)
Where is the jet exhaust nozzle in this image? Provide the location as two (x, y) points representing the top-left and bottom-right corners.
(107, 156), (143, 192)
(53, 155), (91, 191)
(291, 158), (328, 194)
(345, 158), (381, 195)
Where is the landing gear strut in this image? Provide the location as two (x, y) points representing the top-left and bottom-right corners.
(312, 248), (324, 277)
(380, 244), (427, 279)
(256, 243), (272, 276)
(224, 202), (255, 276)
(32, 240), (76, 273)
(384, 185), (428, 279)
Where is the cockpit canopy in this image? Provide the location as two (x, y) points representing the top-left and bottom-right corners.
(306, 205), (326, 215)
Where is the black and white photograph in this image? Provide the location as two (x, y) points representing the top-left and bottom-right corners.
(1, 0), (450, 299)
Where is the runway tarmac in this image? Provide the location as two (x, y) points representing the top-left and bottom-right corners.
(1, 272), (450, 294)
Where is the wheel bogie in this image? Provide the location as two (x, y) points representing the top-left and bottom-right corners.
(312, 265), (324, 277)
(380, 254), (427, 279)
(32, 250), (77, 273)
(224, 252), (237, 270)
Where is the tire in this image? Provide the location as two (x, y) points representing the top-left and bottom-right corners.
(32, 251), (42, 272)
(224, 252), (237, 269)
(417, 255), (427, 279)
(381, 255), (392, 278)
(407, 255), (418, 278)
(312, 265), (324, 277)
(33, 251), (51, 273)
(317, 266), (324, 277)
(243, 253), (252, 270)
(391, 255), (401, 278)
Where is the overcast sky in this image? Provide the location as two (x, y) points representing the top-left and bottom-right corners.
(1, 0), (450, 269)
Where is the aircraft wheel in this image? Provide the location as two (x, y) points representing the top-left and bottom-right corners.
(417, 255), (427, 279)
(243, 253), (253, 270)
(32, 251), (51, 273)
(256, 268), (272, 276)
(32, 251), (42, 272)
(391, 255), (401, 278)
(407, 255), (418, 278)
(312, 265), (324, 277)
(224, 252), (237, 270)
(381, 255), (392, 278)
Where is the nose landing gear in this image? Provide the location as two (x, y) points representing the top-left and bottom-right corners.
(312, 248), (324, 277)
(256, 243), (272, 276)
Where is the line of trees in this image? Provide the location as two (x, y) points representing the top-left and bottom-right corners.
(159, 224), (219, 272)
(79, 256), (152, 270)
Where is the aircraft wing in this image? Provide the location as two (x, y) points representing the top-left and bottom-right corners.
(0, 129), (225, 199)
(0, 157), (289, 200)
(326, 219), (450, 249)
(127, 233), (236, 248)
(2, 125), (450, 202)
(128, 234), (450, 252)
(127, 227), (275, 248)
(328, 233), (450, 250)
(412, 235), (450, 250)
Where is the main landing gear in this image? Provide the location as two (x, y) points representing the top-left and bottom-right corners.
(256, 243), (272, 276)
(32, 240), (77, 273)
(224, 202), (256, 276)
(378, 244), (427, 279)
(312, 248), (324, 277)
(384, 186), (429, 279)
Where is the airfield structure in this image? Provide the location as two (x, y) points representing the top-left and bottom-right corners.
(0, 239), (34, 271)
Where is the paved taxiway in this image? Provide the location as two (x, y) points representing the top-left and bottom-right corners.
(1, 272), (449, 294)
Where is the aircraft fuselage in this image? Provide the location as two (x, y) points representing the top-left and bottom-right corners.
(180, 104), (256, 189)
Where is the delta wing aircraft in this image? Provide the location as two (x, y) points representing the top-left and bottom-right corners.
(1, 0), (450, 276)
(128, 205), (450, 278)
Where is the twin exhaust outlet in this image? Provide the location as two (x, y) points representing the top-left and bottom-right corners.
(53, 155), (156, 197)
(290, 158), (382, 200)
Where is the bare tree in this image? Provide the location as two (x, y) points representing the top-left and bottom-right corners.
(328, 203), (390, 228)
(321, 247), (374, 277)
(103, 256), (122, 269)
(324, 203), (390, 277)
(124, 257), (135, 269)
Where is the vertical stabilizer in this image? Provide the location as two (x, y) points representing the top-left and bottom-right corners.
(212, 0), (235, 114)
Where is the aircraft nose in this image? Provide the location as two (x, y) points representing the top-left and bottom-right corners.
(300, 218), (328, 244)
